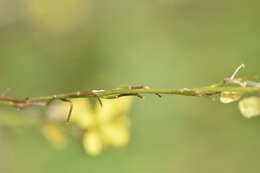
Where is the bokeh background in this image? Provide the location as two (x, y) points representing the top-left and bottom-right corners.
(0, 0), (260, 173)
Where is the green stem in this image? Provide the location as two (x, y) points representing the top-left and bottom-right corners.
(0, 86), (259, 109)
(0, 65), (258, 109)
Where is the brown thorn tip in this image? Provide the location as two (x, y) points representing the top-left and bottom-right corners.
(66, 103), (73, 122)
(155, 93), (162, 98)
(136, 94), (144, 99)
(97, 97), (103, 107)
(59, 98), (73, 122)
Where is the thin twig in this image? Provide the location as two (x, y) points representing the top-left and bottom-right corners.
(0, 86), (259, 108)
(0, 65), (258, 111)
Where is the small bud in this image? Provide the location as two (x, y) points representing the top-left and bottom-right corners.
(220, 91), (243, 104)
(42, 123), (67, 149)
(238, 97), (260, 118)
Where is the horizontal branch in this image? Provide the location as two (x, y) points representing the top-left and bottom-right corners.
(0, 85), (260, 109)
(0, 64), (259, 116)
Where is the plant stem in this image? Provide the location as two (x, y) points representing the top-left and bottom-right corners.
(0, 64), (258, 110)
(0, 86), (259, 109)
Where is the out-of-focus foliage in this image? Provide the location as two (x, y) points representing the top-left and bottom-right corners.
(1, 0), (260, 173)
(23, 0), (89, 32)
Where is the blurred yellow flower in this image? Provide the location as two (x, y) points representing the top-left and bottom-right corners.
(48, 97), (133, 156)
(42, 123), (68, 149)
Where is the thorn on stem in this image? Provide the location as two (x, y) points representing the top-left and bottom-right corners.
(230, 64), (245, 80)
(46, 97), (56, 106)
(135, 93), (144, 99)
(155, 93), (162, 98)
(60, 98), (73, 122)
(46, 97), (74, 122)
(97, 97), (103, 107)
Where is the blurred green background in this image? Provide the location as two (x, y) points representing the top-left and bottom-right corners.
(0, 0), (260, 173)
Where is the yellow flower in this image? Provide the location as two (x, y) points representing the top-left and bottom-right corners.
(42, 123), (68, 149)
(48, 97), (132, 156)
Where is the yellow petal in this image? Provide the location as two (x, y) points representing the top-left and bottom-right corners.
(70, 99), (96, 129)
(48, 99), (96, 128)
(238, 97), (260, 118)
(101, 115), (130, 147)
(96, 97), (133, 123)
(220, 91), (243, 104)
(42, 123), (67, 149)
(83, 130), (103, 156)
